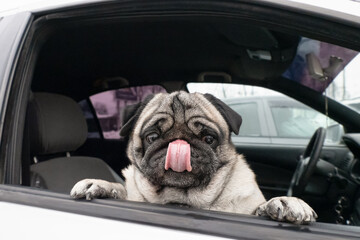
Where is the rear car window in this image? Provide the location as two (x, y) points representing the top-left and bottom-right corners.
(81, 85), (167, 139)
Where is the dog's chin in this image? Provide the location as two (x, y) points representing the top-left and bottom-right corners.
(141, 166), (209, 189)
(161, 170), (202, 188)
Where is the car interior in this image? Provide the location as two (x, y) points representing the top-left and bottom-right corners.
(6, 7), (360, 227)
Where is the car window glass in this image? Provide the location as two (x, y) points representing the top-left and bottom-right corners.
(282, 37), (358, 94)
(330, 53), (360, 112)
(187, 83), (339, 144)
(82, 85), (167, 139)
(78, 99), (101, 138)
(280, 37), (360, 113)
(270, 102), (327, 138)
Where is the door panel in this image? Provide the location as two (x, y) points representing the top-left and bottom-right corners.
(235, 142), (350, 200)
(235, 143), (304, 199)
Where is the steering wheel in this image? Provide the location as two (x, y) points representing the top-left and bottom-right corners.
(287, 127), (326, 197)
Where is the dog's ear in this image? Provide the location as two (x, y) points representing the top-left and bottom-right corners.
(204, 93), (242, 135)
(120, 94), (155, 137)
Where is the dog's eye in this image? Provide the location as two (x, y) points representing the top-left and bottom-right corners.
(202, 135), (215, 145)
(146, 133), (159, 144)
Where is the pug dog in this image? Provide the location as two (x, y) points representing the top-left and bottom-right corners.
(71, 91), (317, 224)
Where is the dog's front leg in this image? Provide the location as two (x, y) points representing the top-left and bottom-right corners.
(70, 179), (127, 200)
(255, 196), (317, 224)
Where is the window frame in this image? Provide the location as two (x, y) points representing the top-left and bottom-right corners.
(0, 12), (33, 185)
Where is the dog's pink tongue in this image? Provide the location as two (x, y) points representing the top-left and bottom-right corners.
(165, 140), (192, 172)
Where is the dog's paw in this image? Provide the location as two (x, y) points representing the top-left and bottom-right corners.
(70, 179), (125, 200)
(255, 196), (317, 224)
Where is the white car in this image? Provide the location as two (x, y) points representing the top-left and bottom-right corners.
(1, 0), (360, 239)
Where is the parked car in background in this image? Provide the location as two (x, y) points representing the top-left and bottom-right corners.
(1, 0), (360, 239)
(224, 95), (335, 144)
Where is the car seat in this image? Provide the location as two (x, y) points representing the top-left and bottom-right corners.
(28, 92), (124, 193)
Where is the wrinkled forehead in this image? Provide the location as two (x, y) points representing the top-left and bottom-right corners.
(133, 91), (229, 137)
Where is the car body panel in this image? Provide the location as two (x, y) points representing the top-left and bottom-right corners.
(287, 0), (360, 18)
(0, 0), (103, 16)
(0, 202), (226, 240)
(1, 185), (360, 240)
(1, 0), (360, 19)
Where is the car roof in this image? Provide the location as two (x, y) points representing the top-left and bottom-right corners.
(224, 95), (287, 102)
(285, 0), (360, 18)
(223, 95), (310, 108)
(0, 0), (103, 16)
(1, 0), (360, 20)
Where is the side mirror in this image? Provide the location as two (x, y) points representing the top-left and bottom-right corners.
(326, 124), (344, 144)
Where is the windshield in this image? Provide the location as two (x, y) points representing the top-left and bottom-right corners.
(282, 37), (360, 107)
(331, 54), (360, 112)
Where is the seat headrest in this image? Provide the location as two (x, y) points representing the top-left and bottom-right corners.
(28, 92), (88, 155)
